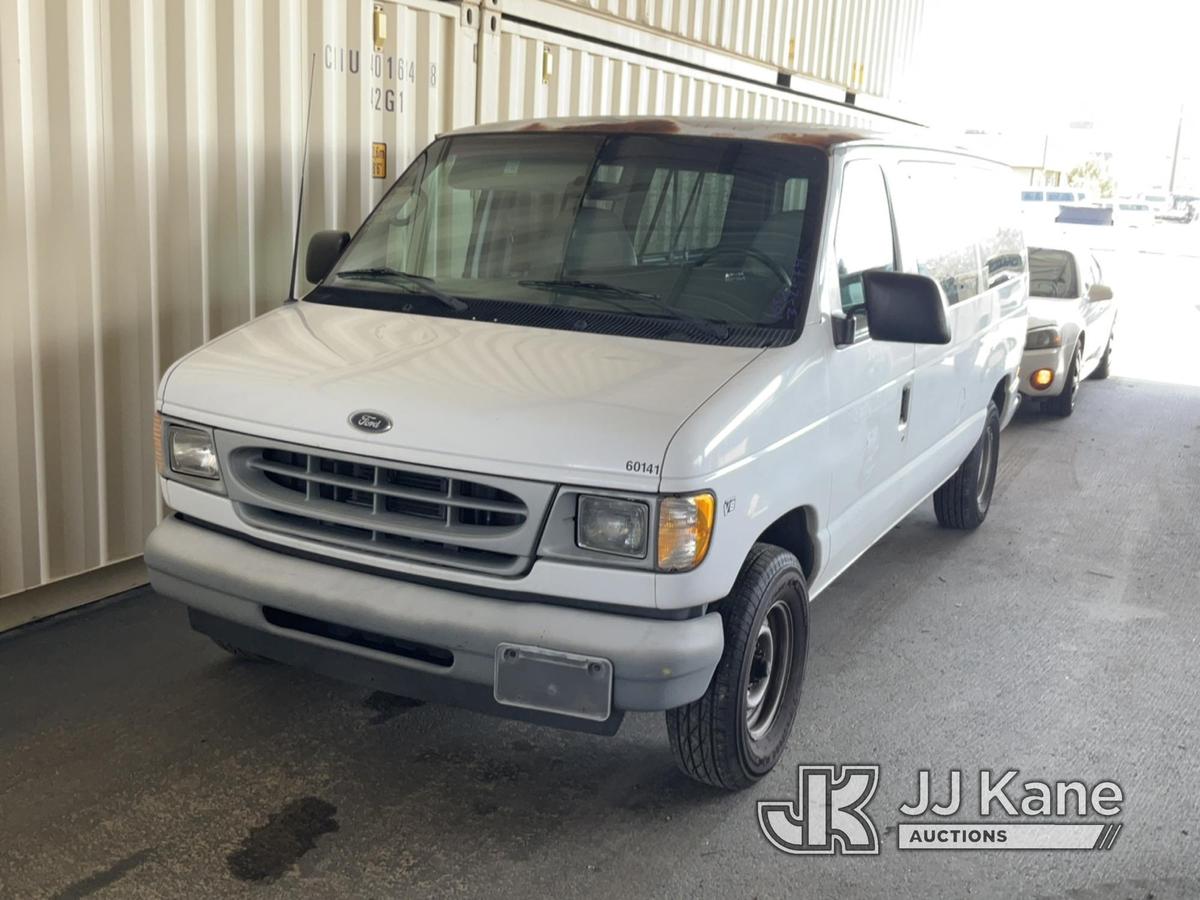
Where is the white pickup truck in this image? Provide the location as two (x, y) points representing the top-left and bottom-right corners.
(146, 117), (1027, 789)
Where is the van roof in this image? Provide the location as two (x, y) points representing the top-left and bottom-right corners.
(446, 116), (1005, 163)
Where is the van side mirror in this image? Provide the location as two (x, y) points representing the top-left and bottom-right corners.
(861, 270), (951, 344)
(306, 230), (351, 284)
(1087, 283), (1113, 302)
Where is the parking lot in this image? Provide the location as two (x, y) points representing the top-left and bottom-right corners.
(2, 232), (1198, 899)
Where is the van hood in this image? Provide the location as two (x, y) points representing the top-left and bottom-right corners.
(160, 302), (763, 487)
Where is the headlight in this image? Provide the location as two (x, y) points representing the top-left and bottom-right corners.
(167, 424), (220, 479)
(657, 493), (715, 572)
(1025, 327), (1062, 350)
(576, 495), (649, 558)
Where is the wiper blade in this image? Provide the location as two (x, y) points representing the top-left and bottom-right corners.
(518, 278), (729, 340)
(335, 267), (468, 311)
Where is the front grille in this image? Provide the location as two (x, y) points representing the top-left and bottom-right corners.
(219, 435), (553, 576)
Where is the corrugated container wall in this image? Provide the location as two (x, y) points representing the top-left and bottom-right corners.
(483, 15), (879, 126)
(0, 0), (926, 607)
(0, 0), (476, 599)
(512, 0), (926, 98)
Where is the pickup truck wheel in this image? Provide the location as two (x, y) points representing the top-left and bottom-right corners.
(933, 399), (1000, 530)
(665, 544), (808, 790)
(211, 638), (273, 663)
(1046, 347), (1081, 417)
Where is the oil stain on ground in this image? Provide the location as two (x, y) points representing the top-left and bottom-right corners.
(227, 797), (339, 883)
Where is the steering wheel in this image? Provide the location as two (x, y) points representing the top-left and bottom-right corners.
(688, 247), (793, 288)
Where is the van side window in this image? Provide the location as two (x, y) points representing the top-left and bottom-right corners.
(898, 161), (982, 305)
(975, 170), (1026, 288)
(833, 162), (895, 315)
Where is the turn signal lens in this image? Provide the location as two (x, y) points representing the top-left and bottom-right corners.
(1032, 368), (1054, 389)
(657, 493), (715, 572)
(153, 412), (165, 475)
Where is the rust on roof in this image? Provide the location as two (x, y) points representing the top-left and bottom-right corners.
(444, 117), (1011, 167)
(457, 116), (876, 149)
(766, 130), (866, 147)
(516, 118), (681, 135)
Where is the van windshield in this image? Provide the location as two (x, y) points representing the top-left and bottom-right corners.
(309, 133), (828, 347)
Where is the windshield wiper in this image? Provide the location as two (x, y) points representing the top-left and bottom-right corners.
(518, 278), (729, 340)
(334, 267), (468, 311)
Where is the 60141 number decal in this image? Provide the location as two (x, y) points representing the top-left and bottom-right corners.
(625, 460), (660, 475)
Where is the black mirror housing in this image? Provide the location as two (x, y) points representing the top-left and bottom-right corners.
(306, 230), (351, 284)
(862, 270), (951, 344)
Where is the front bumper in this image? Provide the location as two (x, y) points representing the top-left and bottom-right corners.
(1018, 347), (1068, 398)
(145, 517), (724, 732)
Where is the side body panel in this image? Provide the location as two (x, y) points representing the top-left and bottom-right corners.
(890, 150), (1027, 484)
(815, 149), (916, 589)
(1077, 253), (1118, 377)
(661, 143), (1027, 606)
(656, 307), (838, 608)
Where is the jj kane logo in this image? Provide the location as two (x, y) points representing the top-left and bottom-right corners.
(759, 766), (1124, 855)
(349, 410), (392, 434)
(758, 765), (882, 855)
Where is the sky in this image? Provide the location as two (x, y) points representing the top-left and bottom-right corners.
(907, 0), (1195, 190)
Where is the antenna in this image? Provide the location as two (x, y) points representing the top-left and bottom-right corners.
(286, 52), (318, 303)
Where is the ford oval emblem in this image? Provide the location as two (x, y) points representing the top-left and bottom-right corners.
(349, 410), (392, 434)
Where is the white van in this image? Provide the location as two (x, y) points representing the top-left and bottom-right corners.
(146, 118), (1027, 789)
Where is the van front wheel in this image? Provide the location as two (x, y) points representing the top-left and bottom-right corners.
(666, 544), (809, 790)
(933, 400), (1000, 530)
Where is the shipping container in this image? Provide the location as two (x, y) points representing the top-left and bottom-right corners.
(0, 0), (477, 602)
(480, 14), (886, 127)
(515, 0), (927, 98)
(0, 0), (921, 614)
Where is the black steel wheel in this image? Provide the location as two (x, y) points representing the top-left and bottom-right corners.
(933, 400), (1001, 530)
(666, 544), (809, 790)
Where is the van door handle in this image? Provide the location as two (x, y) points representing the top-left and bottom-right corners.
(899, 384), (912, 428)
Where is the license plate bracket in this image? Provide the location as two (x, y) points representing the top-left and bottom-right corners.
(494, 643), (613, 722)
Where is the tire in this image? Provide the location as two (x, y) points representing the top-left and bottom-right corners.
(666, 544), (809, 790)
(1046, 346), (1082, 417)
(933, 399), (1000, 530)
(1090, 330), (1113, 380)
(212, 638), (273, 663)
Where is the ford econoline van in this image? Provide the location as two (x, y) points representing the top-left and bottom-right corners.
(146, 118), (1027, 789)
